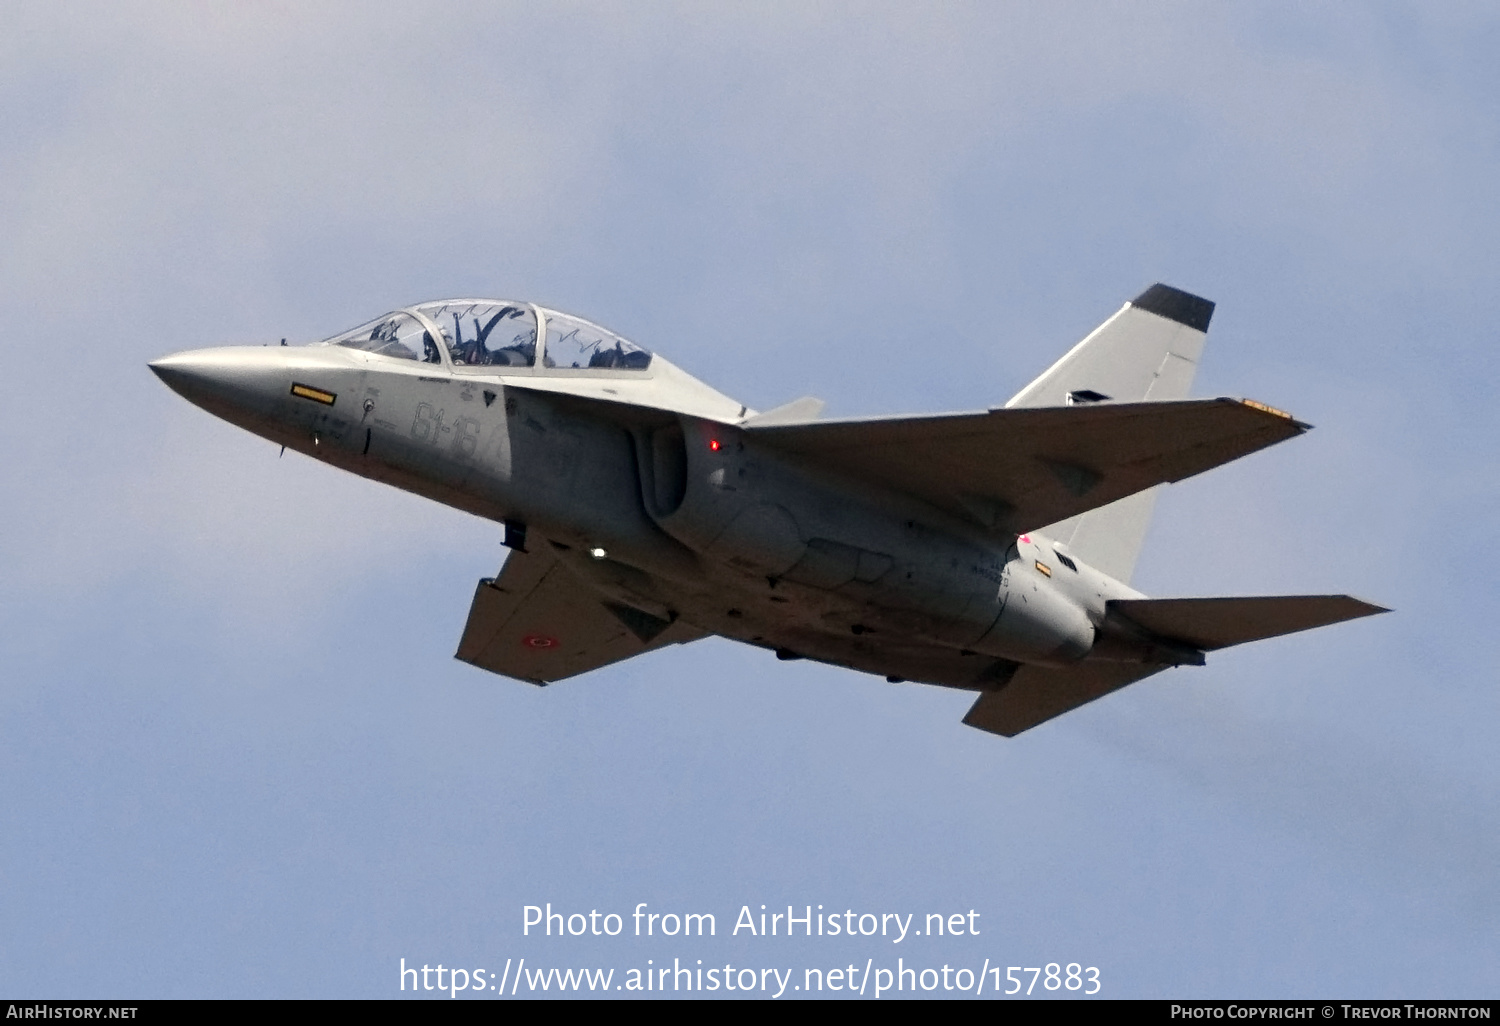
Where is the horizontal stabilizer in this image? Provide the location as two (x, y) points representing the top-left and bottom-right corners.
(963, 594), (1387, 737)
(747, 397), (1308, 538)
(963, 663), (1169, 737)
(1109, 595), (1389, 651)
(456, 542), (704, 685)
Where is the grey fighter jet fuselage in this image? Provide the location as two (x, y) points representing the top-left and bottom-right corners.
(151, 288), (1384, 736)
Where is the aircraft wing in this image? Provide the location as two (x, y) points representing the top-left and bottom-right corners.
(744, 397), (1307, 537)
(455, 543), (705, 685)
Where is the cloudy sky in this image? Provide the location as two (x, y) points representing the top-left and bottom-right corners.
(2, 2), (1496, 999)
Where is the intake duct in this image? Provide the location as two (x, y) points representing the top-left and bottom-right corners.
(636, 422), (688, 518)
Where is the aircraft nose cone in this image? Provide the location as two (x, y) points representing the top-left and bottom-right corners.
(148, 351), (214, 396)
(148, 346), (292, 428)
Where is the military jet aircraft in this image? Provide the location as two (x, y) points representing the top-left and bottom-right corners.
(150, 284), (1384, 736)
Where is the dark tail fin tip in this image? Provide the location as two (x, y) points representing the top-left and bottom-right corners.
(1131, 283), (1215, 332)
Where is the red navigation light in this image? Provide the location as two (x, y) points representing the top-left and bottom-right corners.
(709, 439), (721, 451)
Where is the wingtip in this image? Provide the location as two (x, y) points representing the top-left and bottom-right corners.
(1131, 283), (1215, 332)
(1313, 596), (1391, 622)
(1232, 397), (1311, 431)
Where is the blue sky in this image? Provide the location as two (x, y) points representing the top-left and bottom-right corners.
(1, 2), (1496, 998)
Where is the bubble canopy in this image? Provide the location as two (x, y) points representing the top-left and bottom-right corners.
(316, 301), (651, 372)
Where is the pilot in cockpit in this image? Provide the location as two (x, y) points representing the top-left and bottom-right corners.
(442, 306), (536, 367)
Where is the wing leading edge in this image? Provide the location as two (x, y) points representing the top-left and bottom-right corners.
(456, 542), (705, 685)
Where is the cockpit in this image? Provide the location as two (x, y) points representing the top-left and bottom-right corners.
(315, 301), (652, 373)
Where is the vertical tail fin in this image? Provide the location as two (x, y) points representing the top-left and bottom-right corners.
(1005, 284), (1215, 584)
